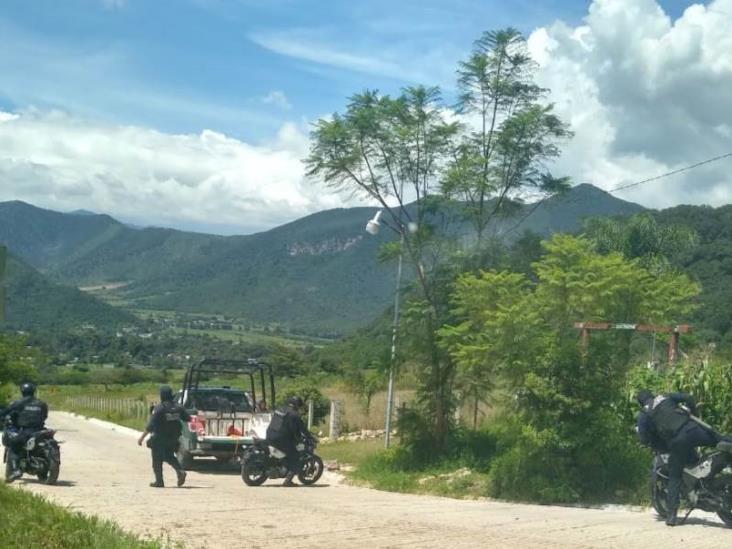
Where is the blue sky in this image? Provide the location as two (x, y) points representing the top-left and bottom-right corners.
(0, 0), (703, 141)
(1, 0), (728, 235)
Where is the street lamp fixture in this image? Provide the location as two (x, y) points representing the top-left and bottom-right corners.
(365, 210), (382, 235)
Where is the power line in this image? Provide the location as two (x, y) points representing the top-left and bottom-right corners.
(501, 150), (732, 236)
(609, 151), (732, 193)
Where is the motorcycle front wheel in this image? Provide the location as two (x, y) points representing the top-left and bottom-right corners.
(717, 484), (732, 527)
(241, 458), (268, 486)
(298, 454), (324, 486)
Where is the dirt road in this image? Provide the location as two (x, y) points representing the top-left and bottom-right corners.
(11, 412), (732, 548)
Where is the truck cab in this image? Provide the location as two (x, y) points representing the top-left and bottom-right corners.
(176, 358), (275, 467)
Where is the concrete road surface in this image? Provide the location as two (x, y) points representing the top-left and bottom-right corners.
(10, 412), (732, 548)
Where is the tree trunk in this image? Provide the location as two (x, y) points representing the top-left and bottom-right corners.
(473, 395), (479, 430)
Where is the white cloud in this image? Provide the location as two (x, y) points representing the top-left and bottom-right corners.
(529, 0), (732, 209)
(249, 30), (460, 87)
(250, 31), (403, 77)
(262, 90), (292, 110)
(0, 109), (350, 234)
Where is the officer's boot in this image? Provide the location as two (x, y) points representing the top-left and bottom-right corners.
(665, 507), (678, 527)
(150, 471), (164, 488)
(176, 469), (187, 487)
(7, 459), (22, 482)
(282, 471), (297, 487)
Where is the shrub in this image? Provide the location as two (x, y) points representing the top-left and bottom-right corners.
(485, 413), (649, 504)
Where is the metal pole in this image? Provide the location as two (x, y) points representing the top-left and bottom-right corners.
(384, 233), (404, 449)
(0, 245), (6, 322)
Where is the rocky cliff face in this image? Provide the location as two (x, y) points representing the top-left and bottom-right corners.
(288, 236), (363, 256)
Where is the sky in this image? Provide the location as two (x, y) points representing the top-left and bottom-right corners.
(1, 0), (730, 234)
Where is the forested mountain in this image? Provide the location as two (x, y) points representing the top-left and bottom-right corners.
(656, 204), (732, 348)
(1, 253), (136, 331)
(0, 185), (644, 334)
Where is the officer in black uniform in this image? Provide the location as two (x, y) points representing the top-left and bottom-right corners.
(637, 389), (718, 526)
(266, 396), (311, 486)
(138, 385), (190, 488)
(0, 382), (48, 482)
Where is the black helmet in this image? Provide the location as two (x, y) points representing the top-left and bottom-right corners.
(159, 385), (174, 402)
(20, 382), (36, 397)
(636, 389), (654, 406)
(287, 396), (304, 409)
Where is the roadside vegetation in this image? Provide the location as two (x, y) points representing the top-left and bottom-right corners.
(0, 482), (169, 549)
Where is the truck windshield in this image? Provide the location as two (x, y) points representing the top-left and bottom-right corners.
(190, 390), (254, 412)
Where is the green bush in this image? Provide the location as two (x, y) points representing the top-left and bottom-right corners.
(0, 382), (15, 408)
(484, 413), (649, 504)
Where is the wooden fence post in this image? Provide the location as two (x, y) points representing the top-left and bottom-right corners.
(307, 400), (314, 430)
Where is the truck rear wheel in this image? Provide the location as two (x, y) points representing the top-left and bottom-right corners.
(177, 447), (194, 469)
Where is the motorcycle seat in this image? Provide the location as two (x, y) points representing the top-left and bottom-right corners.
(30, 429), (56, 439)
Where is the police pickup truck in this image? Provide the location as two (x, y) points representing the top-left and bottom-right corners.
(175, 358), (274, 467)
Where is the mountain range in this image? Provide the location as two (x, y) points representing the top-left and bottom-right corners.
(0, 184), (644, 335)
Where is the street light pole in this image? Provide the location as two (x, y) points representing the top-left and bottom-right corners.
(365, 210), (404, 449)
(384, 232), (404, 449)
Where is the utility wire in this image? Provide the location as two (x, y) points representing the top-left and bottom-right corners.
(502, 150), (732, 235)
(609, 151), (732, 193)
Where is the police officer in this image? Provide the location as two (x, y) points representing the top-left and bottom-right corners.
(0, 382), (48, 482)
(137, 385), (190, 488)
(266, 396), (311, 486)
(636, 389), (718, 526)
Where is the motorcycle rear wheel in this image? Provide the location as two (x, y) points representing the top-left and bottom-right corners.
(651, 468), (669, 518)
(241, 458), (268, 486)
(38, 448), (60, 484)
(298, 455), (324, 486)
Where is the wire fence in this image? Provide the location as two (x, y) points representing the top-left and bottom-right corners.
(60, 396), (152, 420)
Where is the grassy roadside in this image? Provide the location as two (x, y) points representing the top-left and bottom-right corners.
(320, 439), (491, 499)
(42, 384), (157, 431)
(319, 437), (649, 505)
(55, 408), (147, 431)
(0, 482), (172, 548)
(318, 438), (384, 467)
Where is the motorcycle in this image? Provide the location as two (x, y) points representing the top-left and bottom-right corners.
(2, 420), (61, 484)
(651, 435), (732, 526)
(240, 436), (324, 486)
